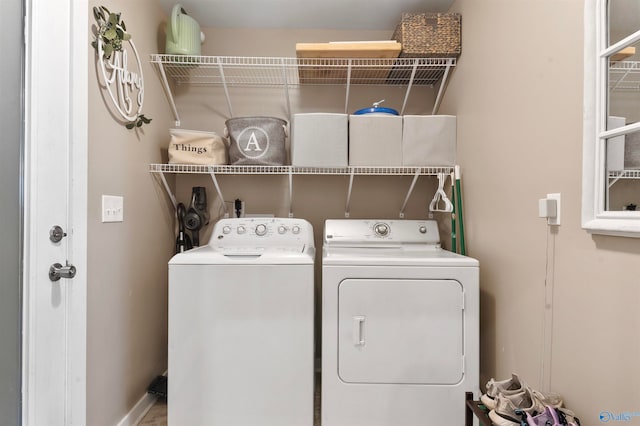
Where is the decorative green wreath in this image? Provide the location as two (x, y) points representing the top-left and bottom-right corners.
(91, 6), (152, 130)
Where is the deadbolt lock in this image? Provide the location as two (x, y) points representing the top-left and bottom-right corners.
(49, 225), (67, 243)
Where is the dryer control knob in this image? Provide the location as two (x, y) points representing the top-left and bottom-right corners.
(419, 226), (427, 234)
(255, 224), (268, 236)
(222, 226), (232, 234)
(237, 225), (246, 234)
(292, 225), (301, 234)
(278, 225), (287, 234)
(374, 223), (389, 236)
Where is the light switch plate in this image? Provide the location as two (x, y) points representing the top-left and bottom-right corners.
(102, 195), (124, 223)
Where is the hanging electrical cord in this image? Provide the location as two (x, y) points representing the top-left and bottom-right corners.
(539, 225), (556, 393)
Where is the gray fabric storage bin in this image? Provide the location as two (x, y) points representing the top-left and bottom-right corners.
(292, 113), (348, 167)
(402, 115), (456, 166)
(225, 116), (288, 166)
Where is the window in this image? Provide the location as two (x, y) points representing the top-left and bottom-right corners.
(583, 0), (640, 236)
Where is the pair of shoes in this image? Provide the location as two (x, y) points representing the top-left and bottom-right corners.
(480, 373), (526, 410)
(488, 387), (564, 426)
(526, 405), (561, 426)
(526, 405), (581, 426)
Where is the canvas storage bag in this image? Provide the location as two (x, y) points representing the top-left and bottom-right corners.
(225, 117), (287, 166)
(168, 129), (228, 165)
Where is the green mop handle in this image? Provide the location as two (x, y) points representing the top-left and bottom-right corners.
(450, 171), (457, 253)
(455, 166), (466, 256)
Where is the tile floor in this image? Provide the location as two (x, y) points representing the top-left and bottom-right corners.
(138, 376), (321, 425)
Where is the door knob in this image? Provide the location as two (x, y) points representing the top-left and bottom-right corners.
(49, 261), (76, 282)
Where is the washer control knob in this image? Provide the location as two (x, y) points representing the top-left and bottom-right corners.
(237, 225), (246, 234)
(222, 226), (232, 234)
(292, 225), (301, 234)
(255, 224), (268, 236)
(278, 225), (287, 234)
(374, 223), (389, 237)
(419, 226), (427, 234)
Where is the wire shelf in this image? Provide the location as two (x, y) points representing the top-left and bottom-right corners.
(609, 169), (640, 179)
(149, 163), (454, 176)
(609, 61), (640, 91)
(150, 55), (456, 87)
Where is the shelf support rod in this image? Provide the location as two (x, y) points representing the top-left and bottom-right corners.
(344, 59), (353, 114)
(156, 61), (181, 126)
(399, 169), (421, 218)
(611, 67), (632, 91)
(158, 172), (177, 210)
(209, 172), (230, 218)
(608, 171), (625, 188)
(281, 59), (292, 120)
(217, 58), (234, 117)
(400, 59), (419, 115)
(345, 168), (356, 218)
(288, 168), (294, 218)
(432, 59), (454, 115)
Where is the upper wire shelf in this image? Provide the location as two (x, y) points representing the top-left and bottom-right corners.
(150, 54), (456, 87)
(150, 54), (457, 125)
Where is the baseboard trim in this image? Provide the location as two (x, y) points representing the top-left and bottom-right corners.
(116, 391), (157, 426)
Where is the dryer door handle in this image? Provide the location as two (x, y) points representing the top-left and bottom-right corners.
(353, 316), (366, 346)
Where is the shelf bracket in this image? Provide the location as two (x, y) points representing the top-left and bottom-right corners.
(158, 171), (177, 210)
(156, 61), (181, 127)
(432, 58), (454, 115)
(209, 172), (230, 218)
(344, 59), (353, 114)
(281, 59), (292, 120)
(345, 168), (356, 218)
(218, 59), (234, 117)
(399, 169), (421, 218)
(288, 168), (294, 218)
(400, 59), (419, 115)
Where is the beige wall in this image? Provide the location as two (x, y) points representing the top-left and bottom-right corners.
(86, 1), (640, 425)
(446, 0), (640, 424)
(87, 1), (173, 424)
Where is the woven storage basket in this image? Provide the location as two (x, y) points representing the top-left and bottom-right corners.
(392, 13), (461, 58)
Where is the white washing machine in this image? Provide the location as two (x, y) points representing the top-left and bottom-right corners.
(322, 219), (479, 426)
(168, 217), (315, 426)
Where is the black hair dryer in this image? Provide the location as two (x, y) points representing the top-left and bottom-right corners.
(183, 186), (210, 246)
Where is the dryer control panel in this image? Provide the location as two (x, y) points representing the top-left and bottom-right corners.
(210, 217), (314, 247)
(324, 219), (440, 246)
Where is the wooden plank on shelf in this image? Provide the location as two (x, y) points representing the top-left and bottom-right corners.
(611, 46), (636, 62)
(296, 41), (401, 84)
(296, 41), (402, 58)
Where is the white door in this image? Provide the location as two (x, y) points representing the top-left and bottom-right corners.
(338, 278), (464, 384)
(23, 0), (88, 424)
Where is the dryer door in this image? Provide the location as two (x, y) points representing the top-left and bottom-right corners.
(338, 278), (464, 384)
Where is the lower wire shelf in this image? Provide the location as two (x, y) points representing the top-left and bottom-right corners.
(149, 163), (456, 218)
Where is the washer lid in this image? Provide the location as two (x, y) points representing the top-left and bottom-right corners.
(169, 244), (315, 265)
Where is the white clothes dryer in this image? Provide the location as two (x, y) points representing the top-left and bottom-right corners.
(168, 217), (315, 426)
(322, 219), (479, 426)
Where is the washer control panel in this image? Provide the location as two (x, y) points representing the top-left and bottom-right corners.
(211, 217), (313, 246)
(324, 219), (440, 246)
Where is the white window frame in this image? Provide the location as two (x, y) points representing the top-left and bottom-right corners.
(583, 0), (640, 237)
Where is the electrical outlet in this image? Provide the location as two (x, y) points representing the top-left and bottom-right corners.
(547, 193), (561, 226)
(102, 195), (124, 223)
